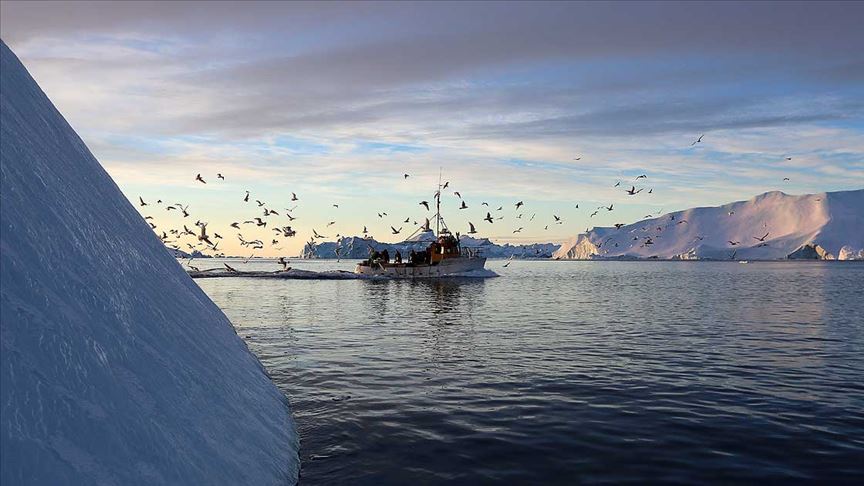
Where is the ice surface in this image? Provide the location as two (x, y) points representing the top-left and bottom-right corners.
(0, 40), (299, 484)
(554, 190), (864, 260)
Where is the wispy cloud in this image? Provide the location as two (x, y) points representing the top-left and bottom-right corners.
(1, 1), (862, 255)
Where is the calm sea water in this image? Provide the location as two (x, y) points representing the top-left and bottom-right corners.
(190, 259), (864, 484)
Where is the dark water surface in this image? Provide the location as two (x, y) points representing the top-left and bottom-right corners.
(192, 260), (864, 484)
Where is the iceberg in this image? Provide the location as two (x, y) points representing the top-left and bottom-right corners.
(554, 189), (864, 261)
(303, 231), (559, 259)
(0, 40), (299, 484)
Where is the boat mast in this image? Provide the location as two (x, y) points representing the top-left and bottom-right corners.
(436, 168), (442, 237)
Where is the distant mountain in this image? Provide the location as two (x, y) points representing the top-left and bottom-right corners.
(554, 189), (864, 260)
(302, 230), (559, 259)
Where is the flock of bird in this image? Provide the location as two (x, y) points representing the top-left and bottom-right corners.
(139, 134), (795, 263)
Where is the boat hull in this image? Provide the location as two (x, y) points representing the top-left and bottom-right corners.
(354, 257), (487, 278)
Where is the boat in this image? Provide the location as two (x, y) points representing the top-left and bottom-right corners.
(354, 178), (487, 278)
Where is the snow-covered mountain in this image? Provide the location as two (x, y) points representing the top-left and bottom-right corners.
(302, 230), (559, 259)
(0, 40), (298, 484)
(554, 189), (864, 260)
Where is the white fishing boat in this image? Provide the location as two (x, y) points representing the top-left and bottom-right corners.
(354, 177), (487, 278)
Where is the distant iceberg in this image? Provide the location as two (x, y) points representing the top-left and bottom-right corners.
(303, 229), (560, 259)
(0, 40), (299, 484)
(554, 189), (864, 260)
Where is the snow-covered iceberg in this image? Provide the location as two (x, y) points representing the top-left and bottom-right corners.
(0, 40), (299, 484)
(554, 189), (864, 260)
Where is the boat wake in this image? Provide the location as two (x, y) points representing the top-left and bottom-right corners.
(188, 268), (499, 280)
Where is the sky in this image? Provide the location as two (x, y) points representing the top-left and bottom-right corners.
(2, 1), (863, 256)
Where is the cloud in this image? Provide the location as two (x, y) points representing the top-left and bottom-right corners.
(2, 1), (862, 255)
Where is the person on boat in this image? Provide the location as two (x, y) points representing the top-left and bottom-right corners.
(277, 256), (289, 271)
(381, 249), (390, 263)
(394, 250), (402, 264)
(369, 248), (380, 265)
(409, 249), (417, 264)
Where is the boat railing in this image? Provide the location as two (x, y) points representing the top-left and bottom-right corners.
(459, 246), (484, 258)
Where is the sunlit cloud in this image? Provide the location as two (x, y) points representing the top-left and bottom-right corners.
(1, 1), (862, 255)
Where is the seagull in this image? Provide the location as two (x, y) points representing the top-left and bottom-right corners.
(363, 226), (368, 234)
(403, 173), (410, 179)
(403, 217), (410, 223)
(484, 212), (494, 223)
(635, 174), (647, 180)
(443, 181), (450, 189)
(785, 157), (792, 161)
(459, 201), (468, 209)
(195, 173), (206, 184)
(468, 222), (477, 234)
(286, 214), (296, 221)
(515, 201), (524, 210)
(255, 199), (265, 207)
(728, 240), (740, 246)
(454, 191), (462, 199)
(291, 192), (299, 201)
(481, 202), (489, 206)
(420, 201), (430, 210)
(312, 229), (326, 239)
(496, 206), (503, 211)
(217, 173), (225, 180)
(253, 218), (266, 227)
(614, 223), (625, 229)
(648, 188), (653, 194)
(513, 227), (524, 233)
(625, 186), (641, 196)
(553, 215), (561, 222)
(590, 210), (599, 217)
(332, 204), (339, 208)
(391, 226), (402, 235)
(244, 191), (250, 202)
(783, 177), (790, 181)
(139, 196), (147, 207)
(691, 134), (704, 146)
(573, 156), (582, 161)
(753, 232), (769, 242)
(614, 181), (621, 187)
(728, 211), (735, 216)
(606, 204), (614, 211)
(327, 221), (336, 227)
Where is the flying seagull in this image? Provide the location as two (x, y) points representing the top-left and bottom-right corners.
(691, 134), (704, 146)
(195, 174), (206, 184)
(468, 222), (477, 234)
